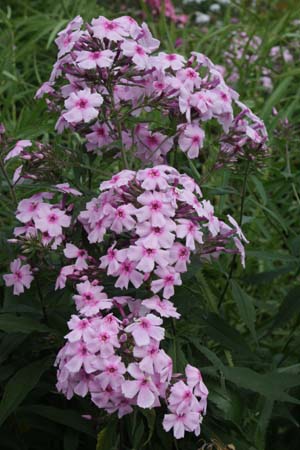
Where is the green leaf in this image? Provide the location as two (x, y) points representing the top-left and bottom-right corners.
(96, 420), (117, 449)
(224, 367), (300, 404)
(231, 281), (257, 340)
(272, 286), (300, 329)
(262, 76), (293, 120)
(0, 334), (27, 364)
(64, 429), (79, 450)
(0, 313), (50, 334)
(0, 357), (51, 426)
(141, 409), (156, 446)
(20, 405), (96, 438)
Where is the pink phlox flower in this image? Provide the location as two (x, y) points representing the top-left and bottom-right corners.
(169, 242), (190, 273)
(185, 364), (208, 414)
(163, 409), (200, 439)
(136, 166), (170, 190)
(65, 315), (93, 342)
(125, 313), (164, 345)
(55, 264), (75, 290)
(86, 322), (120, 358)
(76, 49), (114, 69)
(73, 281), (112, 316)
(234, 237), (246, 268)
(151, 266), (182, 299)
(95, 355), (126, 389)
(73, 370), (95, 397)
(200, 200), (220, 237)
(122, 363), (159, 408)
(176, 219), (203, 250)
(168, 380), (199, 415)
(65, 341), (96, 374)
(227, 214), (249, 243)
(64, 243), (88, 270)
(127, 244), (169, 273)
(63, 88), (103, 123)
(100, 170), (135, 191)
(4, 140), (32, 162)
(135, 22), (160, 52)
(91, 16), (129, 41)
(114, 258), (144, 290)
(34, 205), (71, 237)
(3, 258), (33, 295)
(136, 220), (176, 249)
(178, 124), (205, 159)
(154, 52), (186, 71)
(91, 385), (119, 409)
(142, 295), (180, 319)
(55, 183), (82, 196)
(16, 197), (49, 223)
(86, 122), (113, 152)
(121, 40), (150, 69)
(134, 341), (172, 375)
(136, 191), (175, 227)
(99, 244), (120, 275)
(107, 203), (136, 234)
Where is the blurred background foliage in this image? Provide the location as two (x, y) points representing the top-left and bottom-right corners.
(0, 1), (300, 449)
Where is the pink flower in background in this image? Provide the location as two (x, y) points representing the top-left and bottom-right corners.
(86, 122), (113, 152)
(55, 183), (82, 196)
(63, 88), (103, 123)
(4, 140), (32, 162)
(178, 124), (205, 159)
(3, 258), (33, 295)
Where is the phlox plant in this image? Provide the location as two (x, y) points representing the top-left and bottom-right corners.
(1, 12), (267, 447)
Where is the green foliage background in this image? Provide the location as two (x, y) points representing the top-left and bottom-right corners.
(0, 1), (300, 449)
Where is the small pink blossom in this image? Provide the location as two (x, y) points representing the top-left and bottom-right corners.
(122, 363), (159, 408)
(3, 258), (33, 295)
(151, 267), (182, 299)
(64, 244), (88, 269)
(76, 49), (114, 69)
(64, 88), (103, 123)
(4, 140), (32, 162)
(125, 313), (164, 346)
(142, 295), (180, 319)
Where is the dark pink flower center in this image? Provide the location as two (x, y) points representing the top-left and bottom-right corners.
(167, 54), (177, 61)
(140, 319), (150, 329)
(150, 201), (161, 211)
(76, 98), (88, 109)
(164, 275), (174, 285)
(48, 213), (58, 223)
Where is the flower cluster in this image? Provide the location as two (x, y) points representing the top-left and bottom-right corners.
(145, 0), (188, 24)
(10, 190), (78, 254)
(75, 165), (247, 297)
(2, 14), (267, 443)
(55, 290), (208, 439)
(2, 137), (77, 185)
(224, 31), (293, 91)
(37, 15), (267, 165)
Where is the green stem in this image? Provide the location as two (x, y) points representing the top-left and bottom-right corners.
(218, 160), (250, 308)
(0, 157), (17, 206)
